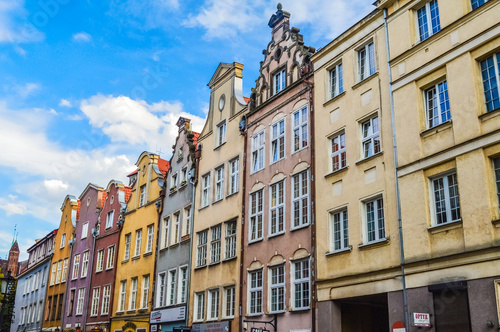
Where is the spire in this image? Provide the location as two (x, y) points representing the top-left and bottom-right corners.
(11, 224), (16, 246)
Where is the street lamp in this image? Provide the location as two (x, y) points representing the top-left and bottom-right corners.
(0, 270), (15, 330)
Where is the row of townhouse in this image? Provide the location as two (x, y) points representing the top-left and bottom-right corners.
(11, 1), (500, 331)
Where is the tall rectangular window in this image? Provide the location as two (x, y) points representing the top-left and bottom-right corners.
(210, 225), (221, 263)
(425, 80), (451, 128)
(67, 291), (74, 317)
(178, 267), (188, 303)
(215, 166), (224, 201)
(140, 185), (146, 206)
(124, 234), (131, 260)
(157, 273), (166, 307)
(251, 131), (265, 173)
(417, 0), (441, 41)
(269, 265), (285, 313)
(293, 106), (308, 152)
(56, 260), (62, 284)
(249, 270), (263, 315)
(106, 210), (114, 229)
(358, 42), (376, 81)
(163, 217), (170, 248)
(494, 158), (500, 211)
(331, 132), (346, 171)
(81, 251), (89, 278)
(96, 249), (104, 272)
(81, 222), (89, 239)
(274, 68), (286, 94)
(197, 230), (208, 267)
(201, 174), (210, 207)
(129, 277), (138, 310)
(225, 221), (237, 259)
(270, 180), (285, 235)
(168, 270), (177, 305)
(72, 254), (80, 280)
(271, 119), (285, 163)
(142, 275), (149, 309)
(216, 121), (226, 147)
(171, 173), (178, 190)
(146, 224), (154, 253)
(293, 259), (310, 310)
(480, 53), (500, 112)
(91, 287), (100, 316)
(330, 209), (349, 251)
(134, 229), (142, 257)
(60, 233), (66, 248)
(50, 263), (56, 286)
(223, 286), (235, 318)
(472, 0), (489, 10)
(184, 205), (192, 236)
(76, 287), (85, 315)
(250, 190), (264, 242)
(173, 212), (180, 244)
(195, 292), (205, 322)
(361, 116), (380, 158)
(101, 285), (111, 315)
(229, 158), (239, 195)
(119, 281), (126, 312)
(106, 245), (115, 269)
(292, 170), (309, 229)
(208, 289), (219, 320)
(432, 172), (461, 225)
(365, 197), (385, 243)
(329, 63), (344, 98)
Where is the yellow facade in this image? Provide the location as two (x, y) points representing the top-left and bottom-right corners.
(189, 63), (247, 331)
(110, 152), (166, 332)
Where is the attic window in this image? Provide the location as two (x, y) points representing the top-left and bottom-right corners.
(87, 197), (91, 206)
(110, 195), (114, 204)
(275, 48), (283, 60)
(273, 68), (286, 95)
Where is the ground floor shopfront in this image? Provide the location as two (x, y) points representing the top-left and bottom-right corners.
(110, 314), (150, 332)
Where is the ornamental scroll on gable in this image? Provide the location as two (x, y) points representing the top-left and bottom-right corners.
(250, 3), (315, 109)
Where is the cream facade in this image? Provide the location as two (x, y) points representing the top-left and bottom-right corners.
(189, 62), (247, 332)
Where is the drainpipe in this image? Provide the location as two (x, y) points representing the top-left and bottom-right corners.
(383, 8), (409, 329)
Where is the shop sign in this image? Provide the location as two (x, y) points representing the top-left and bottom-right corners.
(413, 313), (431, 327)
(150, 306), (186, 323)
(250, 329), (270, 332)
(192, 321), (230, 332)
(151, 325), (157, 332)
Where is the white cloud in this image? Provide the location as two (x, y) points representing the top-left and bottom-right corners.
(59, 99), (72, 107)
(0, 199), (27, 216)
(14, 45), (26, 56)
(66, 114), (83, 121)
(0, 0), (44, 43)
(72, 31), (92, 43)
(14, 82), (40, 98)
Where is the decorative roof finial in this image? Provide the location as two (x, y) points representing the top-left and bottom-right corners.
(277, 3), (282, 10)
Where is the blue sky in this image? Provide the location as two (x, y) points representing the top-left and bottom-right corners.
(0, 0), (373, 260)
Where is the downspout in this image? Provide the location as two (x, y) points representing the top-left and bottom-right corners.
(383, 8), (409, 329)
(62, 234), (75, 332)
(239, 117), (248, 332)
(82, 225), (99, 330)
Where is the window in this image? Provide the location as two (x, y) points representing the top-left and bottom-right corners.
(184, 206), (191, 236)
(330, 209), (349, 251)
(140, 185), (146, 206)
(293, 259), (310, 310)
(223, 286), (235, 318)
(251, 131), (265, 173)
(197, 230), (208, 267)
(365, 197), (385, 243)
(142, 275), (149, 309)
(76, 287), (85, 315)
(269, 265), (285, 313)
(216, 121), (226, 146)
(106, 210), (114, 229)
(361, 116), (380, 158)
(249, 190), (264, 242)
(178, 267), (188, 303)
(331, 132), (346, 171)
(208, 289), (219, 320)
(229, 158), (239, 195)
(173, 213), (180, 244)
(425, 80), (450, 128)
(274, 68), (286, 94)
(270, 180), (285, 236)
(96, 249), (104, 272)
(157, 273), (166, 307)
(168, 270), (177, 305)
(81, 251), (89, 278)
(494, 158), (500, 210)
(430, 282), (471, 330)
(146, 225), (154, 253)
(293, 107), (308, 152)
(201, 174), (210, 207)
(472, 0), (489, 10)
(106, 246), (115, 269)
(124, 234), (131, 260)
(163, 217), (170, 248)
(194, 292), (205, 321)
(101, 285), (111, 315)
(38, 300), (43, 322)
(210, 225), (221, 264)
(358, 42), (376, 81)
(60, 233), (66, 248)
(292, 170), (310, 229)
(271, 119), (285, 163)
(225, 221), (237, 259)
(118, 281), (126, 312)
(55, 260), (62, 284)
(248, 270), (263, 315)
(50, 263), (56, 285)
(417, 0), (441, 41)
(134, 229), (142, 257)
(431, 172), (461, 225)
(171, 173), (178, 190)
(480, 53), (500, 112)
(61, 258), (67, 282)
(91, 287), (100, 316)
(215, 166), (224, 201)
(181, 167), (187, 184)
(72, 254), (80, 280)
(129, 277), (138, 310)
(329, 63), (344, 98)
(81, 222), (89, 239)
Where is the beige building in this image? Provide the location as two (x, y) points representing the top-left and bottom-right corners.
(189, 62), (247, 332)
(379, 0), (500, 330)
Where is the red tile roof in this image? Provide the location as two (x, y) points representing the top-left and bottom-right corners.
(243, 96), (250, 104)
(193, 132), (201, 147)
(101, 192), (108, 208)
(123, 186), (132, 203)
(158, 158), (170, 177)
(127, 169), (138, 177)
(76, 200), (81, 221)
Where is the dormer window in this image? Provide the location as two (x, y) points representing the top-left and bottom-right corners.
(274, 68), (286, 95)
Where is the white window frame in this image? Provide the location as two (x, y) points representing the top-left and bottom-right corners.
(207, 288), (219, 321)
(251, 131), (265, 173)
(72, 254), (80, 280)
(60, 233), (66, 248)
(273, 68), (286, 95)
(81, 250), (89, 278)
(201, 174), (210, 207)
(56, 260), (62, 284)
(361, 115), (381, 159)
(194, 292), (205, 322)
(363, 196), (385, 243)
(197, 230), (208, 267)
(216, 121), (226, 147)
(271, 119), (285, 163)
(129, 277), (138, 310)
(330, 208), (349, 252)
(167, 269), (177, 306)
(178, 266), (188, 304)
(292, 170), (310, 229)
(134, 229), (142, 257)
(124, 233), (131, 260)
(223, 286), (235, 319)
(140, 185), (146, 206)
(224, 221), (237, 260)
(269, 180), (285, 236)
(358, 41), (376, 81)
(171, 172), (178, 190)
(430, 171), (461, 225)
(118, 280), (126, 312)
(163, 217), (170, 248)
(416, 0), (441, 42)
(146, 224), (154, 253)
(50, 263), (56, 286)
(106, 245), (115, 270)
(480, 53), (500, 113)
(329, 62), (344, 98)
(62, 258), (68, 282)
(269, 265), (285, 313)
(249, 189), (264, 242)
(248, 270), (263, 315)
(91, 287), (100, 317)
(331, 132), (347, 172)
(210, 225), (221, 264)
(172, 212), (180, 244)
(101, 285), (111, 315)
(141, 274), (150, 309)
(215, 166), (224, 202)
(292, 259), (310, 310)
(96, 249), (104, 272)
(229, 158), (239, 195)
(81, 222), (89, 239)
(424, 80), (451, 128)
(184, 205), (191, 236)
(157, 272), (166, 308)
(76, 287), (85, 315)
(292, 106), (309, 153)
(106, 210), (114, 229)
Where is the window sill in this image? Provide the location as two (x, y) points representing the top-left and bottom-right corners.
(106, 267), (113, 271)
(126, 310), (137, 314)
(355, 151), (383, 166)
(428, 219), (462, 234)
(179, 182), (188, 190)
(226, 191), (239, 199)
(289, 307), (310, 312)
(169, 242), (180, 249)
(270, 157), (286, 166)
(352, 72), (378, 90)
(267, 231), (285, 239)
(479, 108), (500, 122)
(323, 91), (346, 107)
(212, 198), (224, 206)
(358, 238), (390, 250)
(325, 246), (352, 256)
(248, 238), (264, 245)
(194, 264), (207, 270)
(209, 261), (221, 267)
(169, 189), (177, 196)
(143, 251), (152, 257)
(291, 223), (310, 232)
(492, 219), (500, 227)
(223, 256), (237, 263)
(198, 205), (209, 212)
(246, 313), (263, 317)
(138, 308), (148, 313)
(420, 120), (452, 138)
(250, 168), (264, 176)
(324, 166), (349, 179)
(214, 142), (226, 151)
(291, 145), (309, 156)
(132, 255), (140, 261)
